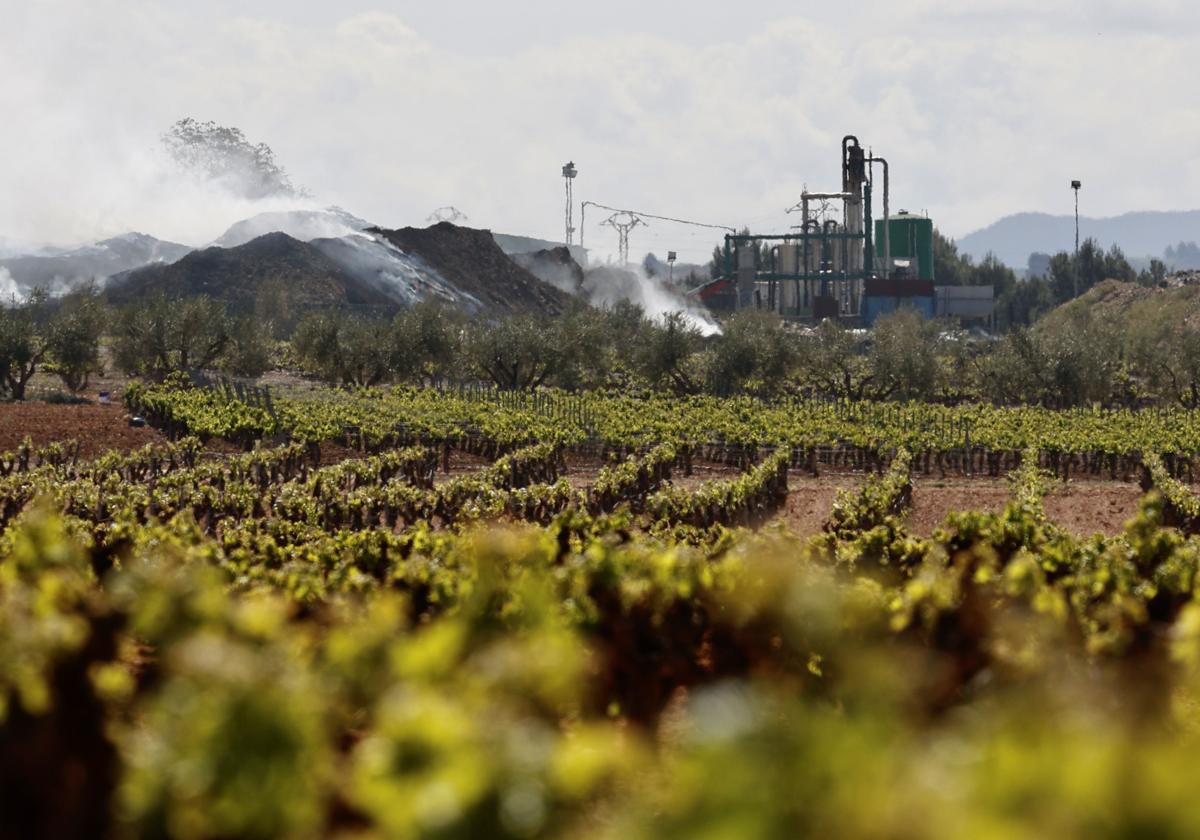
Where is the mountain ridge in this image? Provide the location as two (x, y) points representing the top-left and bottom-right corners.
(0, 233), (193, 291)
(956, 209), (1200, 268)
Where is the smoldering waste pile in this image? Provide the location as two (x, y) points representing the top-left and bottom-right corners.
(372, 223), (574, 317)
(104, 221), (576, 320)
(510, 247), (585, 295)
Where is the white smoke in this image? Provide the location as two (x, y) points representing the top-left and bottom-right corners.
(581, 264), (721, 336)
(213, 208), (373, 248)
(508, 251), (583, 296)
(0, 268), (18, 302)
(1, 130), (327, 252)
(311, 233), (483, 311)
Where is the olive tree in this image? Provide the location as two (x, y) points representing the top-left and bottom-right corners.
(465, 316), (562, 391)
(0, 292), (51, 400)
(391, 301), (462, 385)
(112, 296), (230, 377)
(1034, 308), (1122, 407)
(869, 308), (942, 401)
(1124, 296), (1200, 407)
(708, 310), (796, 396)
(292, 312), (393, 387)
(220, 315), (273, 378)
(796, 319), (874, 400)
(45, 290), (106, 392)
(634, 311), (703, 394)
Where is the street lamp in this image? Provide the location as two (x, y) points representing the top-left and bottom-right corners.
(1071, 180), (1082, 298)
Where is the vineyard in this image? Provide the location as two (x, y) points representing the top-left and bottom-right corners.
(7, 380), (1200, 837)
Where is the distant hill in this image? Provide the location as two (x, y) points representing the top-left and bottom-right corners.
(0, 233), (192, 292)
(105, 232), (400, 312)
(957, 210), (1200, 268)
(1036, 277), (1200, 335)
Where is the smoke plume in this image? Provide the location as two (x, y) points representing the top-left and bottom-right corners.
(582, 265), (721, 336)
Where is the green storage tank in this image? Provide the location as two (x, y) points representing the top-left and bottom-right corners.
(875, 213), (934, 281)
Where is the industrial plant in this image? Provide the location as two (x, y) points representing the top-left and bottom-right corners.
(575, 136), (996, 329)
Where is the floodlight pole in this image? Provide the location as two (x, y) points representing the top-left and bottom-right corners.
(1071, 180), (1081, 298)
(562, 162), (578, 245)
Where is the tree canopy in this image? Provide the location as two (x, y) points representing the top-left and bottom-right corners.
(162, 118), (303, 199)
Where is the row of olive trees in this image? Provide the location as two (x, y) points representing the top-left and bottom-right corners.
(112, 296), (271, 380)
(977, 292), (1200, 409)
(11, 286), (1192, 411)
(285, 299), (955, 401)
(193, 292), (1200, 410)
(290, 300), (697, 392)
(0, 291), (280, 400)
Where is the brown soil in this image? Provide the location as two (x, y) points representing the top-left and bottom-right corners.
(1045, 482), (1142, 537)
(0, 401), (165, 459)
(770, 477), (861, 537)
(906, 477), (1144, 538)
(905, 478), (1012, 537)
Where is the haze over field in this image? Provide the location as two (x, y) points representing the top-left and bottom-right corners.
(4, 1), (1200, 264)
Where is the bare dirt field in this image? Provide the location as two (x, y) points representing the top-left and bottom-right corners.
(0, 401), (165, 458)
(906, 478), (1012, 537)
(905, 477), (1142, 538)
(1044, 481), (1143, 537)
(771, 476), (861, 537)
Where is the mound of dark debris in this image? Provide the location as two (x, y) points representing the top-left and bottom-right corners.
(510, 247), (585, 295)
(104, 232), (400, 313)
(371, 222), (573, 317)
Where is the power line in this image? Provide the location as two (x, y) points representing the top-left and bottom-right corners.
(579, 201), (735, 250)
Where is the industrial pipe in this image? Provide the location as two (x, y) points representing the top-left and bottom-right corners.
(822, 219), (840, 297)
(842, 135), (860, 192)
(868, 156), (890, 279)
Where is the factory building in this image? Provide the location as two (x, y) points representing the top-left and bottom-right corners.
(695, 137), (994, 329)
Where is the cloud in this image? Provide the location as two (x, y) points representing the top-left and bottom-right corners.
(1, 1), (1198, 260)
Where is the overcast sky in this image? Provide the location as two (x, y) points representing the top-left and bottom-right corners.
(3, 0), (1198, 261)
